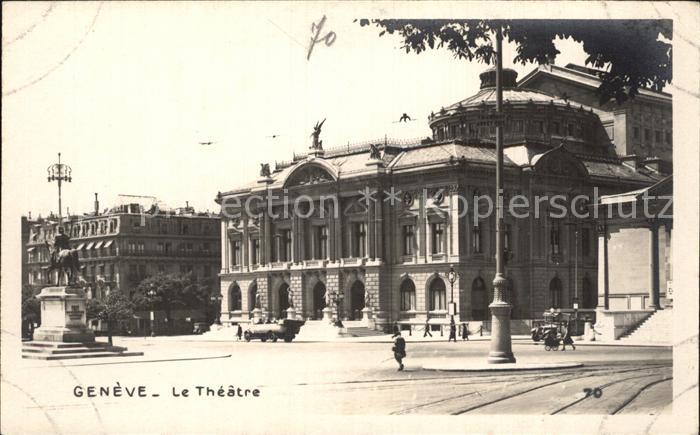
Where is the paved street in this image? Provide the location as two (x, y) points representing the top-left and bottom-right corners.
(2, 337), (673, 433)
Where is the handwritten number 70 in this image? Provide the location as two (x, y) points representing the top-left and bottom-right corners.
(583, 388), (603, 398)
(307, 15), (336, 60)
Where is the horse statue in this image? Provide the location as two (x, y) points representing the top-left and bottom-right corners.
(45, 241), (82, 286)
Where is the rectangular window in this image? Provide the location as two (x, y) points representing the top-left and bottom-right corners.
(316, 226), (328, 259)
(512, 120), (524, 133)
(581, 228), (591, 257)
(157, 242), (164, 253)
(655, 130), (661, 144)
(550, 225), (561, 255)
(633, 126), (640, 139)
(402, 224), (415, 256)
(567, 123), (574, 137)
(232, 240), (241, 265)
(553, 122), (560, 135)
(164, 242), (171, 254)
(431, 223), (445, 254)
(251, 238), (260, 264)
(644, 128), (651, 142)
(282, 230), (292, 261)
(472, 222), (482, 254)
(353, 223), (366, 257)
(535, 120), (544, 134)
(665, 131), (672, 145)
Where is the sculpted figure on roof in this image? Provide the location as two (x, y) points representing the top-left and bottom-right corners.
(311, 119), (326, 150)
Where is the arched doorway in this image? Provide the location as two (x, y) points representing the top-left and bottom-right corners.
(582, 276), (595, 309)
(471, 277), (488, 320)
(549, 276), (562, 309)
(428, 276), (447, 311)
(312, 282), (326, 319)
(349, 281), (365, 320)
(278, 283), (290, 319)
(400, 278), (416, 311)
(248, 282), (258, 312)
(228, 284), (242, 312)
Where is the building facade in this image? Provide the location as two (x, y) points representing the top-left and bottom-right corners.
(216, 66), (670, 332)
(24, 196), (221, 331)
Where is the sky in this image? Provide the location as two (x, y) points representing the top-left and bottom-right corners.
(0, 2), (669, 218)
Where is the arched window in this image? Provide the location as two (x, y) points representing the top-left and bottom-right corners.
(228, 284), (242, 311)
(248, 282), (258, 312)
(582, 276), (596, 309)
(549, 276), (563, 309)
(471, 277), (488, 320)
(400, 279), (416, 311)
(428, 277), (446, 311)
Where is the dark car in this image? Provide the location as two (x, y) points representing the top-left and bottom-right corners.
(244, 319), (305, 342)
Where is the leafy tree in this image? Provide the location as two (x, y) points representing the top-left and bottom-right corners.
(357, 19), (672, 104)
(94, 291), (134, 346)
(21, 285), (41, 337)
(133, 273), (210, 332)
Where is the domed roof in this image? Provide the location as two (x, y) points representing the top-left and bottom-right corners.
(436, 67), (587, 115)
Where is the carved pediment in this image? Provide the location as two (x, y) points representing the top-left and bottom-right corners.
(286, 165), (334, 188)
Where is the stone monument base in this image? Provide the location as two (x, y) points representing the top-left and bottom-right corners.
(32, 286), (95, 343)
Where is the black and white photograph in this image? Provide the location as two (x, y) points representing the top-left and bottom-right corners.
(2, 2), (698, 433)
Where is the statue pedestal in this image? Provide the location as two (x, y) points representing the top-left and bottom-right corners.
(33, 286), (95, 343)
(286, 307), (297, 320)
(252, 308), (263, 323)
(361, 307), (374, 327)
(322, 307), (334, 323)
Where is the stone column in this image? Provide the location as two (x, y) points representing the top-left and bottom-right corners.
(419, 189), (427, 261)
(375, 193), (383, 262)
(368, 191), (375, 260)
(596, 223), (609, 310)
(449, 186), (460, 260)
(221, 220), (228, 273)
(242, 216), (249, 271)
(648, 220), (659, 309)
(263, 208), (271, 265)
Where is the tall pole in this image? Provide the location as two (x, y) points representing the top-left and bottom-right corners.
(487, 27), (516, 364)
(47, 152), (72, 221)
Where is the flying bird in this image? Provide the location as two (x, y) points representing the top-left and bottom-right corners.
(199, 141), (215, 146)
(266, 135), (282, 139)
(394, 113), (415, 123)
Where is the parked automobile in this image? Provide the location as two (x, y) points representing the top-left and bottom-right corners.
(244, 319), (305, 342)
(193, 322), (210, 334)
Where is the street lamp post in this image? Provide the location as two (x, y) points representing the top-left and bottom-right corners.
(210, 293), (223, 325)
(47, 152), (72, 221)
(445, 265), (459, 323)
(147, 286), (156, 337)
(487, 27), (516, 364)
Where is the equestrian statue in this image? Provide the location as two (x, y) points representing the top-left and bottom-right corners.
(45, 226), (82, 285)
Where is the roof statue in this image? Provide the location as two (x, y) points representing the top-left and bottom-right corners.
(260, 163), (271, 178)
(369, 144), (382, 160)
(310, 119), (326, 150)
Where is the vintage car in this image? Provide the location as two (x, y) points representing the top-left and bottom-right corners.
(243, 319), (305, 343)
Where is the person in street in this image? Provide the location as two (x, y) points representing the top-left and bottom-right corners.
(461, 322), (469, 341)
(423, 319), (432, 338)
(392, 322), (400, 336)
(561, 322), (576, 351)
(392, 331), (407, 371)
(236, 324), (242, 341)
(448, 319), (457, 342)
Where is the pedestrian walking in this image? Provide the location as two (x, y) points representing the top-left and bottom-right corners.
(561, 322), (576, 351)
(236, 324), (242, 341)
(448, 320), (457, 342)
(461, 322), (470, 341)
(393, 322), (400, 337)
(423, 319), (432, 338)
(392, 331), (407, 371)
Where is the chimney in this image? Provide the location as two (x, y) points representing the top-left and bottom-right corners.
(186, 201), (189, 208)
(94, 193), (100, 215)
(28, 211), (32, 220)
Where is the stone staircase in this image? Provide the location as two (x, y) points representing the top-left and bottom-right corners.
(22, 341), (144, 360)
(342, 320), (386, 338)
(619, 308), (673, 344)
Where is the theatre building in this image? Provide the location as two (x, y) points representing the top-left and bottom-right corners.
(216, 65), (670, 333)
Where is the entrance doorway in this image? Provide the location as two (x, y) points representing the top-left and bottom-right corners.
(278, 283), (290, 319)
(349, 281), (365, 320)
(312, 282), (326, 319)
